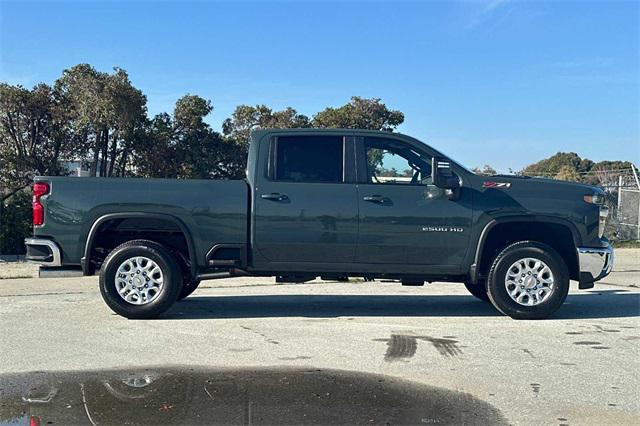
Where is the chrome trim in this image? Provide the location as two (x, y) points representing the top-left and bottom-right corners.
(577, 243), (614, 284)
(24, 238), (62, 267)
(598, 206), (609, 239)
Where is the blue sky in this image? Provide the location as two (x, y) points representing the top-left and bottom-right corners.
(1, 0), (638, 171)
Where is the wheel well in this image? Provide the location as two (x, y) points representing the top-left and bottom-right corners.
(86, 217), (192, 278)
(477, 222), (579, 281)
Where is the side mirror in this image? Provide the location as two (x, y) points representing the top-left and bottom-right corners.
(432, 157), (460, 190)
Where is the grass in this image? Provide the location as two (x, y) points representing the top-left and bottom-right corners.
(612, 240), (640, 248)
(0, 274), (34, 279)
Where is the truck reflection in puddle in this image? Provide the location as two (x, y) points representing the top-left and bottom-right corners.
(0, 367), (507, 425)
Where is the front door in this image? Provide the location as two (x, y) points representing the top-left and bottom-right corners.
(253, 134), (358, 267)
(355, 136), (473, 267)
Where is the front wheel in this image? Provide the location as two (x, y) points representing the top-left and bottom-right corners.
(99, 240), (183, 319)
(486, 241), (569, 319)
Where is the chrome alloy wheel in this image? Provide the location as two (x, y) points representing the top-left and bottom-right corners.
(115, 256), (164, 305)
(504, 257), (554, 306)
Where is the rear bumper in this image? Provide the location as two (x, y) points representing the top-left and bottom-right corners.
(24, 238), (62, 267)
(577, 243), (614, 289)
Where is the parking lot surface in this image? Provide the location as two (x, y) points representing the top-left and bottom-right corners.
(0, 250), (638, 425)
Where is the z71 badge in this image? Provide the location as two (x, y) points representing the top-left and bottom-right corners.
(482, 181), (511, 188)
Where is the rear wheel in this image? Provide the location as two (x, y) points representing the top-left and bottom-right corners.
(463, 281), (490, 302)
(486, 241), (569, 319)
(99, 240), (182, 319)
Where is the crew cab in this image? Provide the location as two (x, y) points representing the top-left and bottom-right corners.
(25, 129), (613, 319)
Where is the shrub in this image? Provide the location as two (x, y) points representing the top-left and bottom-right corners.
(0, 191), (31, 255)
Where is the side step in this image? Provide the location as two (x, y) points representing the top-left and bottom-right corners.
(39, 266), (84, 278)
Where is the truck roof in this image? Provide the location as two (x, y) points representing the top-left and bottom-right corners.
(250, 128), (411, 138)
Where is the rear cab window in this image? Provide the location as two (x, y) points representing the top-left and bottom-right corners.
(271, 135), (344, 183)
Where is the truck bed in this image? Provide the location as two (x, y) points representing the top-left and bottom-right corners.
(33, 176), (249, 267)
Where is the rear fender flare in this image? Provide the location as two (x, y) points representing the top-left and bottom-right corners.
(81, 212), (197, 279)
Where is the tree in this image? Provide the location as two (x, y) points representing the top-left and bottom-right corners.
(131, 113), (180, 178)
(222, 105), (311, 147)
(521, 152), (594, 179)
(0, 83), (72, 203)
(312, 96), (404, 131)
(521, 152), (635, 186)
(173, 94), (248, 179)
(221, 104), (311, 176)
(54, 64), (146, 177)
(554, 165), (581, 182)
(133, 95), (247, 180)
(472, 165), (497, 176)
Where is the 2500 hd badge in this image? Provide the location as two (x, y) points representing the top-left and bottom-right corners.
(422, 226), (464, 233)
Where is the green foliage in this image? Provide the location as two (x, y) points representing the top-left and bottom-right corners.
(0, 83), (72, 201)
(0, 190), (31, 254)
(366, 148), (385, 172)
(471, 165), (498, 176)
(131, 113), (181, 178)
(521, 152), (593, 178)
(132, 95), (247, 180)
(612, 240), (640, 248)
(223, 105), (311, 147)
(174, 95), (213, 129)
(223, 97), (404, 147)
(54, 64), (147, 177)
(521, 152), (635, 185)
(554, 165), (582, 182)
(312, 96), (404, 131)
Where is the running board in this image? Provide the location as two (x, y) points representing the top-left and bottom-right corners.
(39, 266), (84, 278)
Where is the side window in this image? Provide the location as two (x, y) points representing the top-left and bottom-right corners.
(364, 138), (432, 185)
(273, 136), (344, 183)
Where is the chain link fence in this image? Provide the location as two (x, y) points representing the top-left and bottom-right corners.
(615, 167), (640, 241)
(599, 166), (640, 241)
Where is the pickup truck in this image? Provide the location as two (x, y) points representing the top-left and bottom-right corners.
(25, 128), (613, 319)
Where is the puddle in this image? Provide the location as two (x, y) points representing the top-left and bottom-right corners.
(0, 367), (506, 425)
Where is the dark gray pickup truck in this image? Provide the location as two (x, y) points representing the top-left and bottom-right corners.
(25, 128), (613, 319)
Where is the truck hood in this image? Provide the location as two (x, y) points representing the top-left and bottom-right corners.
(477, 174), (600, 194)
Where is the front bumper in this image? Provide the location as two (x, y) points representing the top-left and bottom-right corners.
(577, 243), (614, 289)
(24, 238), (62, 267)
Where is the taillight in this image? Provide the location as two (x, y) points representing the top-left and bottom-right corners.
(33, 182), (49, 226)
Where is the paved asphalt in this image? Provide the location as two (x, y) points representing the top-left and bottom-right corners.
(0, 252), (638, 425)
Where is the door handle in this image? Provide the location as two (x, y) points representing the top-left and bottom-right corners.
(363, 195), (390, 204)
(261, 193), (289, 202)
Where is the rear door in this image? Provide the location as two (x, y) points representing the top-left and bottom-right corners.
(252, 133), (359, 267)
(355, 136), (473, 268)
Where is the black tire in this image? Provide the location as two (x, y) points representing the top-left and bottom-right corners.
(486, 241), (569, 320)
(463, 281), (490, 302)
(99, 239), (183, 319)
(178, 279), (201, 300)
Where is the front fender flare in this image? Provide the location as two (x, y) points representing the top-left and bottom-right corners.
(469, 215), (582, 284)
